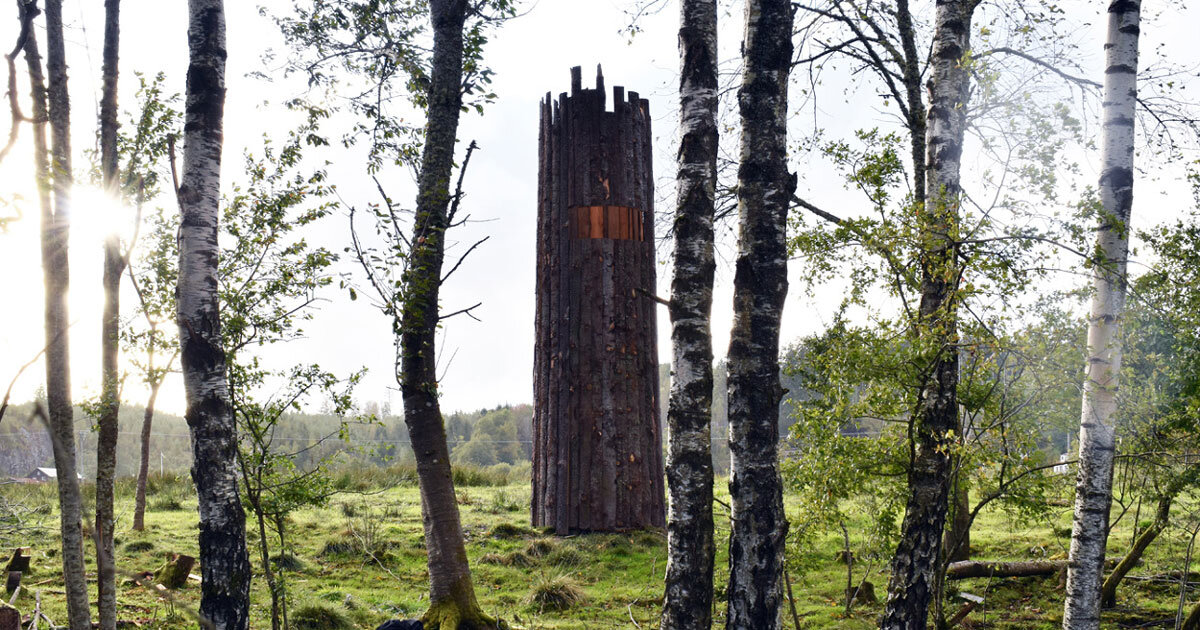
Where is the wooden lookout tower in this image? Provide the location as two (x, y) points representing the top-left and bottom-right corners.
(532, 66), (665, 533)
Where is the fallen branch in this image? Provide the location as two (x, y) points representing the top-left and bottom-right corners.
(945, 560), (1065, 580)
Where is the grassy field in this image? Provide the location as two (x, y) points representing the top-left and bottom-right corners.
(0, 469), (1196, 629)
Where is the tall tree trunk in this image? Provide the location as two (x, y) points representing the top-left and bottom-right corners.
(662, 0), (718, 627)
(1062, 3), (1140, 628)
(881, 2), (976, 628)
(33, 3), (93, 628)
(132, 376), (163, 531)
(95, 2), (122, 628)
(725, 0), (792, 627)
(399, 1), (495, 628)
(178, 2), (252, 629)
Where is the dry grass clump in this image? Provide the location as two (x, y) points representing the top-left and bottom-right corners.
(526, 573), (587, 611)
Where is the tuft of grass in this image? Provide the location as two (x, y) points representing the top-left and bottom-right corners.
(487, 489), (523, 514)
(320, 539), (357, 557)
(480, 550), (536, 568)
(488, 523), (534, 539)
(123, 540), (155, 553)
(545, 546), (583, 566)
(524, 539), (556, 558)
(527, 573), (587, 611)
(291, 603), (354, 630)
(149, 495), (184, 512)
(270, 553), (305, 571)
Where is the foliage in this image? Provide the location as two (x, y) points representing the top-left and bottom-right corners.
(271, 0), (517, 171)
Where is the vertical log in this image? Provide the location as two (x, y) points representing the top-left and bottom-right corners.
(533, 68), (665, 533)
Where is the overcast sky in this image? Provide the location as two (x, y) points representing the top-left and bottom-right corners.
(0, 0), (1196, 418)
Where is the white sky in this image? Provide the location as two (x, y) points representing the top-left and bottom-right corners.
(0, 0), (1196, 418)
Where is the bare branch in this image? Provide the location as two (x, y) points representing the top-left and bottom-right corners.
(440, 235), (489, 285)
(438, 302), (482, 322)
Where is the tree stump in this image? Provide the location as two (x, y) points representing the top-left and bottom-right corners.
(3, 572), (17, 595)
(3, 550), (29, 575)
(153, 554), (195, 589)
(533, 66), (665, 533)
(0, 606), (19, 630)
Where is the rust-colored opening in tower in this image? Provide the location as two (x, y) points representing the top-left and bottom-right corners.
(568, 205), (645, 241)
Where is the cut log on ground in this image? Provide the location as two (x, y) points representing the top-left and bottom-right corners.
(946, 560), (1065, 580)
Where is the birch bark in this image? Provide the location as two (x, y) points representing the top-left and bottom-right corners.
(399, 1), (496, 627)
(178, 2), (252, 628)
(662, 0), (718, 627)
(725, 0), (792, 627)
(881, 1), (976, 628)
(1063, 7), (1140, 627)
(35, 2), (93, 627)
(95, 1), (122, 628)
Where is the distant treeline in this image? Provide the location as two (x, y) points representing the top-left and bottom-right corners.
(0, 401), (534, 480)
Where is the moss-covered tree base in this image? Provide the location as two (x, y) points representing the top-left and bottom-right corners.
(420, 599), (510, 630)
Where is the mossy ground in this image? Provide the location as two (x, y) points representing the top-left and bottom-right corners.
(0, 473), (1194, 628)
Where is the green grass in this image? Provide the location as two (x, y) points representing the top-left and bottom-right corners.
(1, 471), (1195, 628)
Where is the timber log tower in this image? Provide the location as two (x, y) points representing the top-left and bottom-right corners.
(532, 66), (666, 533)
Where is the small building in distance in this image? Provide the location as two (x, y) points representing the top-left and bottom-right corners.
(25, 467), (83, 482)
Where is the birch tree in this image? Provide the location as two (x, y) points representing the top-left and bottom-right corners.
(95, 1), (122, 627)
(662, 0), (718, 627)
(29, 1), (94, 626)
(177, 1), (252, 628)
(879, 2), (978, 627)
(1062, 2), (1142, 627)
(725, 0), (792, 627)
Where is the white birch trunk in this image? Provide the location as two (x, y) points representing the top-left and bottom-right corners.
(178, 2), (252, 628)
(725, 0), (792, 627)
(663, 0), (718, 628)
(1062, 2), (1141, 628)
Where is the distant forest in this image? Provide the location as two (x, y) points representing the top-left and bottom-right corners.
(0, 400), (533, 480)
(2, 348), (931, 480)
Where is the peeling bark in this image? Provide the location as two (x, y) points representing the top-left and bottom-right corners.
(33, 2), (93, 628)
(663, 0), (718, 627)
(178, 2), (252, 628)
(725, 0), (792, 627)
(881, 2), (977, 628)
(1063, 3), (1140, 629)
